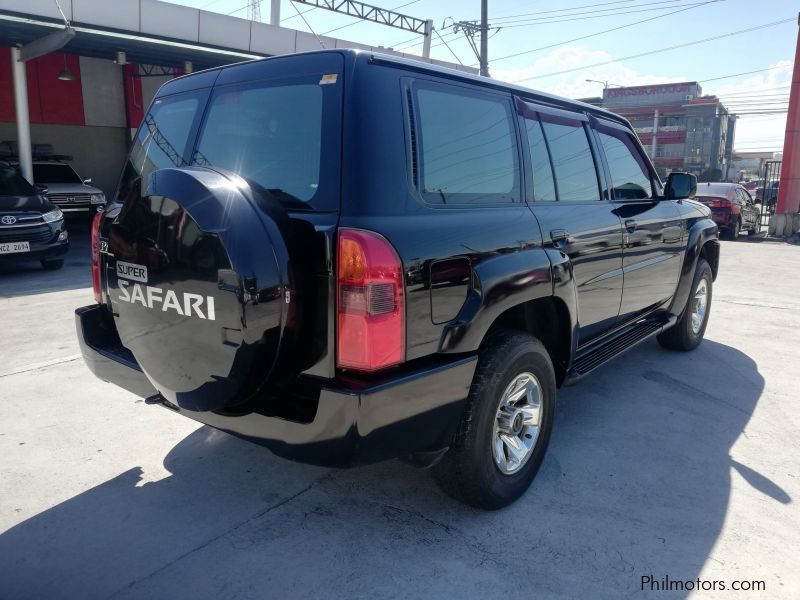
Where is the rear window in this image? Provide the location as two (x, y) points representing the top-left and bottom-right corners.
(194, 82), (323, 204)
(696, 183), (735, 198)
(32, 163), (82, 184)
(117, 71), (341, 211)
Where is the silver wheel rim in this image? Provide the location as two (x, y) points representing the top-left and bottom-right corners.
(492, 372), (542, 475)
(691, 278), (708, 334)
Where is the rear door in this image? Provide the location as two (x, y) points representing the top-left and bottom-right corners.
(591, 117), (683, 324)
(737, 187), (757, 229)
(517, 99), (623, 344)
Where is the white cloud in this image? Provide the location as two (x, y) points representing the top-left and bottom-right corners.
(491, 46), (685, 99)
(704, 60), (792, 153)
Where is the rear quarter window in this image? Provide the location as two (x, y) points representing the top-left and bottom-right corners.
(413, 82), (520, 205)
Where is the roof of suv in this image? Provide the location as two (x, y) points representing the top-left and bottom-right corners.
(160, 49), (631, 129)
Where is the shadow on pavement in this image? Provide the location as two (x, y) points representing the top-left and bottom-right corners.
(0, 339), (782, 599)
(0, 217), (92, 298)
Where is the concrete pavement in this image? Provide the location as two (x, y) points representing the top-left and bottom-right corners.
(1, 231), (799, 599)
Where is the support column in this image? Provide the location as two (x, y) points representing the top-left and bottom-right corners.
(270, 0), (280, 26)
(422, 19), (433, 58)
(651, 109), (659, 159)
(770, 13), (800, 236)
(10, 46), (32, 184)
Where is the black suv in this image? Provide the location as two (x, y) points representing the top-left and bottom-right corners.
(76, 51), (719, 509)
(0, 164), (69, 270)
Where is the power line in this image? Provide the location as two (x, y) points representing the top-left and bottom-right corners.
(491, 0), (715, 26)
(698, 66), (793, 83)
(488, 1), (719, 65)
(289, 0), (327, 48)
(510, 17), (795, 83)
(433, 27), (464, 65)
(716, 86), (791, 97)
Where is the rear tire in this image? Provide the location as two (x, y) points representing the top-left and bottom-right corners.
(657, 258), (712, 352)
(432, 330), (556, 510)
(41, 259), (64, 270)
(748, 215), (761, 235)
(726, 219), (740, 240)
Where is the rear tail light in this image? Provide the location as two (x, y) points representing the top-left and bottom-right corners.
(91, 210), (102, 303)
(337, 229), (405, 372)
(711, 200), (732, 208)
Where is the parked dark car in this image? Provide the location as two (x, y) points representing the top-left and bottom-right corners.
(0, 164), (69, 270)
(75, 50), (719, 509)
(694, 182), (761, 239)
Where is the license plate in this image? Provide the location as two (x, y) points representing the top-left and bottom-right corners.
(0, 241), (30, 254)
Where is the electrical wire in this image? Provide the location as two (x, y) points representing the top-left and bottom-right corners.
(289, 0), (327, 48)
(510, 17), (795, 83)
(490, 0), (717, 26)
(434, 27), (464, 65)
(699, 67), (793, 84)
(487, 1), (720, 65)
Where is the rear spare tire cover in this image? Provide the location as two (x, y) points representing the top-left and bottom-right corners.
(108, 167), (293, 412)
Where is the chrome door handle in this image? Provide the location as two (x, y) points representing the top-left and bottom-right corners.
(625, 219), (637, 233)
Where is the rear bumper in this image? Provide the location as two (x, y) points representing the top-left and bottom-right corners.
(76, 304), (476, 467)
(709, 208), (733, 229)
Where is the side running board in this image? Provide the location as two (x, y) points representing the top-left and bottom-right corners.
(567, 315), (677, 382)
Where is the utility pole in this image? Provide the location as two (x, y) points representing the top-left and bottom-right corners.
(479, 0), (488, 77)
(449, 2), (499, 77)
(247, 0), (262, 22)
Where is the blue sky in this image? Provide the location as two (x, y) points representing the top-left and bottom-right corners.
(171, 0), (796, 152)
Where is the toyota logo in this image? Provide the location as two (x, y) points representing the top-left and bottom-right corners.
(1, 215), (16, 225)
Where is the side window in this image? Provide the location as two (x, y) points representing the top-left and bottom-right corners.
(415, 83), (520, 204)
(739, 188), (752, 205)
(524, 118), (557, 201)
(596, 127), (654, 200)
(540, 118), (601, 202)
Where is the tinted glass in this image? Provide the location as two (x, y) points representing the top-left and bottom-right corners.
(417, 86), (519, 203)
(120, 93), (202, 201)
(0, 166), (35, 196)
(32, 163), (82, 184)
(541, 120), (600, 202)
(597, 130), (654, 200)
(525, 119), (556, 201)
(195, 83), (323, 203)
(696, 183), (735, 197)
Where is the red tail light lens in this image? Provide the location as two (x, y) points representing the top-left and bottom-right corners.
(337, 229), (405, 372)
(698, 197), (732, 208)
(91, 210), (102, 303)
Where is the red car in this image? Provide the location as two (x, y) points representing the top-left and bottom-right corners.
(694, 182), (761, 240)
